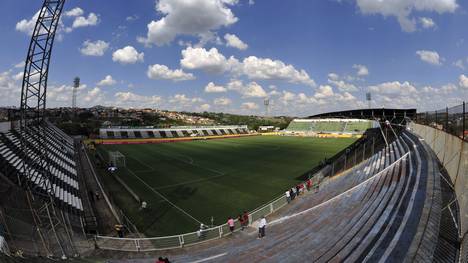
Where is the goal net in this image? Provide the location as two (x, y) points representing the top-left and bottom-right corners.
(108, 151), (126, 168)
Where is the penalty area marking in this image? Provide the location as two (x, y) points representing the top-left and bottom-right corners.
(155, 173), (229, 190)
(124, 167), (204, 225)
(151, 147), (226, 176)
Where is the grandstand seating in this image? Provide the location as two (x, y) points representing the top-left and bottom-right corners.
(169, 130), (445, 262)
(0, 124), (83, 214)
(314, 121), (345, 132)
(344, 121), (372, 133)
(286, 121), (314, 131)
(99, 126), (249, 139)
(286, 119), (374, 134)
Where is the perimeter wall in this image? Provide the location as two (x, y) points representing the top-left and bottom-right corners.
(409, 123), (468, 241)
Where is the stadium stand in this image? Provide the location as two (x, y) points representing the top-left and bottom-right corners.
(99, 125), (249, 139)
(93, 128), (451, 262)
(0, 124), (83, 213)
(286, 118), (375, 134)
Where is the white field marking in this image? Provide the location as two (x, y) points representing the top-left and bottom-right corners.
(151, 147), (225, 175)
(127, 155), (154, 172)
(155, 173), (229, 190)
(125, 168), (204, 225)
(267, 152), (410, 227)
(190, 253), (228, 263)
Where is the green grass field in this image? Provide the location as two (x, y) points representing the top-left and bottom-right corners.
(95, 135), (356, 236)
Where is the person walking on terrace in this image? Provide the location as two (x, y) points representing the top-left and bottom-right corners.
(258, 216), (267, 239)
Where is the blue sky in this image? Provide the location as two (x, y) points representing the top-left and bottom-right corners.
(0, 0), (467, 116)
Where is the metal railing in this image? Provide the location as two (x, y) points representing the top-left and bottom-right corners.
(93, 133), (387, 252)
(95, 192), (290, 251)
(416, 101), (467, 142)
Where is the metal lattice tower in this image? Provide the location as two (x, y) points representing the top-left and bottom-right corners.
(18, 0), (71, 258)
(20, 0), (66, 194)
(72, 77), (79, 109)
(264, 98), (270, 117)
(366, 92), (372, 109)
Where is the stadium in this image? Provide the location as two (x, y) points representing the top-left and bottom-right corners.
(0, 1), (468, 263)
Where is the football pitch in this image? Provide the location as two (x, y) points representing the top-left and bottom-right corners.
(96, 135), (356, 236)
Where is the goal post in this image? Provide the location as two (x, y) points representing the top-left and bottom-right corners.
(108, 151), (126, 168)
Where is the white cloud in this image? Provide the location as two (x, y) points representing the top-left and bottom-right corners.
(205, 82), (227, 93)
(112, 46), (144, 65)
(354, 0), (458, 32)
(180, 47), (315, 86)
(226, 79), (267, 98)
(15, 11), (40, 35)
(138, 0), (238, 47)
(126, 15), (139, 22)
(72, 13), (99, 28)
(369, 81), (418, 94)
(240, 82), (267, 98)
(240, 56), (316, 87)
(65, 7), (84, 17)
(114, 91), (162, 108)
(97, 75), (117, 86)
(419, 17), (436, 28)
(13, 72), (24, 81)
(241, 102), (259, 110)
(416, 50), (442, 65)
(454, 59), (465, 70)
(80, 40), (109, 56)
(147, 64), (195, 81)
(17, 9), (100, 36)
(0, 71), (21, 107)
(198, 104), (211, 111)
(352, 64), (369, 76)
(214, 97), (232, 106)
(314, 85), (335, 99)
(169, 94), (203, 106)
(327, 73), (358, 92)
(181, 47), (237, 73)
(224, 33), (248, 50)
(459, 74), (468, 89)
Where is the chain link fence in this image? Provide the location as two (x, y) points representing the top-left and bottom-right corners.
(416, 101), (467, 142)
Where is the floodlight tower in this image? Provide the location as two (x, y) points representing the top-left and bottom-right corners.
(19, 0), (71, 258)
(72, 77), (79, 109)
(366, 92), (372, 109)
(264, 98), (270, 117)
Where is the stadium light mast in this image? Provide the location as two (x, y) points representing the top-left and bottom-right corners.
(366, 92), (372, 109)
(72, 77), (80, 110)
(264, 98), (270, 117)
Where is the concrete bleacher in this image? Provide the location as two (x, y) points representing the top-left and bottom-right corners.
(99, 125), (249, 139)
(286, 118), (375, 134)
(122, 130), (444, 262)
(0, 124), (83, 214)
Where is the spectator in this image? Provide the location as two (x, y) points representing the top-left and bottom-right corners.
(290, 188), (296, 200)
(306, 179), (312, 191)
(95, 191), (100, 201)
(242, 211), (249, 229)
(114, 224), (124, 238)
(296, 185), (301, 196)
(285, 190), (291, 203)
(197, 224), (207, 239)
(258, 216), (267, 239)
(238, 214), (244, 230)
(140, 200), (147, 210)
(227, 217), (235, 233)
